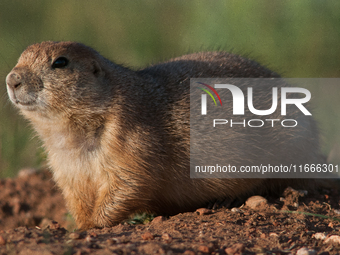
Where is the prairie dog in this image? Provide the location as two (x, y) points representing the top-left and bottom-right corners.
(6, 41), (324, 229)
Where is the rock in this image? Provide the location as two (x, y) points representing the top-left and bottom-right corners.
(152, 216), (166, 224)
(196, 208), (212, 215)
(269, 232), (279, 238)
(85, 235), (94, 242)
(0, 235), (6, 245)
(198, 245), (211, 253)
(334, 209), (340, 215)
(231, 208), (241, 213)
(296, 247), (317, 255)
(245, 196), (268, 209)
(225, 243), (245, 255)
(324, 235), (340, 244)
(69, 232), (81, 240)
(312, 232), (326, 240)
(161, 233), (172, 243)
(141, 232), (154, 240)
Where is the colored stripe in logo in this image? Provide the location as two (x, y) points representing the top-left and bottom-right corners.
(198, 87), (217, 105)
(197, 82), (223, 106)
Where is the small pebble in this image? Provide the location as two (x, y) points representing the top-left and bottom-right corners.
(151, 216), (166, 224)
(141, 232), (154, 240)
(324, 235), (340, 244)
(296, 247), (317, 255)
(312, 232), (326, 240)
(85, 235), (94, 242)
(0, 236), (6, 245)
(225, 243), (245, 255)
(231, 208), (241, 213)
(245, 196), (268, 209)
(196, 208), (212, 215)
(69, 232), (80, 240)
(198, 245), (211, 253)
(269, 232), (279, 238)
(161, 233), (172, 243)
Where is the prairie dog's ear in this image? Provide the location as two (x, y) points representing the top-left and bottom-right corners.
(92, 60), (103, 77)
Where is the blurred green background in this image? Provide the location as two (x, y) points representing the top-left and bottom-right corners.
(0, 0), (339, 177)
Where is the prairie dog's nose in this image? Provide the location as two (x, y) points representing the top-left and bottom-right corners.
(6, 72), (22, 90)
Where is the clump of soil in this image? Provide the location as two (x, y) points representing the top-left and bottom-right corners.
(0, 170), (340, 254)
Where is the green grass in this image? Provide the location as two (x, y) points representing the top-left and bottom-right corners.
(0, 0), (339, 177)
(281, 210), (340, 223)
(127, 213), (156, 225)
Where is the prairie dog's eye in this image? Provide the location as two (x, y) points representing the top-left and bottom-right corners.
(52, 57), (69, 69)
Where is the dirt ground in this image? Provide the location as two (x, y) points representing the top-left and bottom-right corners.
(0, 169), (339, 255)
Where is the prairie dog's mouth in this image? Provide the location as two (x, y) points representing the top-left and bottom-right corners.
(7, 84), (39, 111)
(17, 100), (36, 106)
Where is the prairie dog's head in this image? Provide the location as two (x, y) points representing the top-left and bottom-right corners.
(6, 41), (109, 117)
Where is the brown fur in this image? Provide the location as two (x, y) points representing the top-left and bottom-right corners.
(6, 41), (325, 229)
